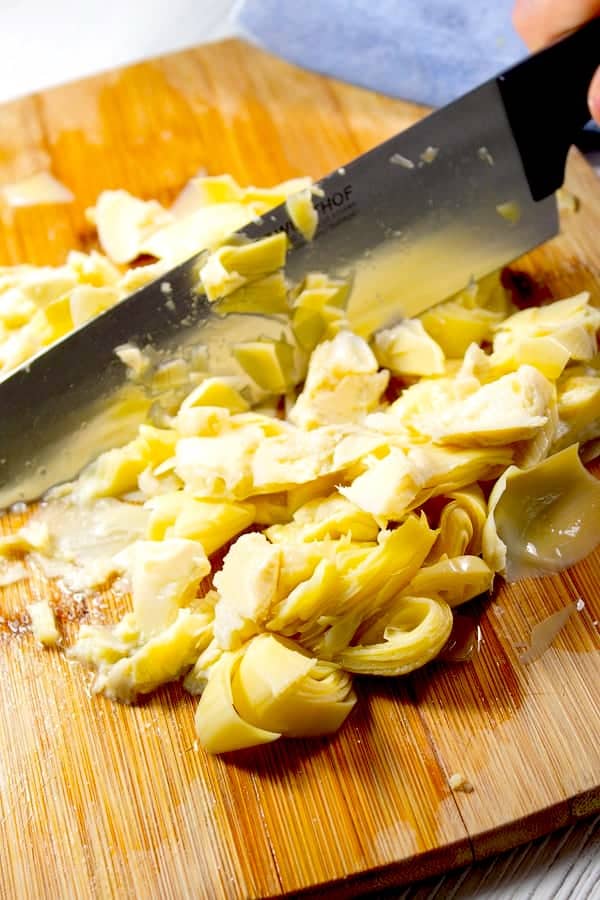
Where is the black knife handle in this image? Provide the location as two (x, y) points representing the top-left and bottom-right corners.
(498, 18), (600, 201)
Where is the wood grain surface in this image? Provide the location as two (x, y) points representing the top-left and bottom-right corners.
(0, 38), (599, 900)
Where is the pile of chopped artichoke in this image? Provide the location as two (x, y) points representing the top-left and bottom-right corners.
(2, 177), (600, 757)
(0, 174), (313, 379)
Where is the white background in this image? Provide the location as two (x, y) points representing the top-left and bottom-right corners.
(0, 0), (238, 103)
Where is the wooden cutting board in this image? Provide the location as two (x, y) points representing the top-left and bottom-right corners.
(0, 38), (599, 900)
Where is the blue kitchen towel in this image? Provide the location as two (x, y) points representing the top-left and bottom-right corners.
(235, 0), (527, 107)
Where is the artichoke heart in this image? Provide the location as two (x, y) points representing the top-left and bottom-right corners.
(195, 650), (281, 754)
(405, 555), (494, 607)
(232, 634), (356, 737)
(70, 605), (215, 703)
(336, 596), (453, 676)
(483, 444), (600, 580)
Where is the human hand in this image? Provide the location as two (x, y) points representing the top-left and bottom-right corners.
(513, 0), (600, 122)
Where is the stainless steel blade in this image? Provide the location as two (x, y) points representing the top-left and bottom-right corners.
(0, 78), (558, 508)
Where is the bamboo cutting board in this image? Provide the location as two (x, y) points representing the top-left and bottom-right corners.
(0, 39), (599, 900)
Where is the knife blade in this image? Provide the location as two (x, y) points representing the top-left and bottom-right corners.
(1, 20), (598, 508)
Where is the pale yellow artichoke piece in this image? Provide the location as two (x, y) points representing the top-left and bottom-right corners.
(456, 270), (513, 314)
(213, 272), (289, 316)
(340, 444), (510, 520)
(267, 558), (342, 633)
(174, 405), (231, 437)
(250, 492), (290, 525)
(291, 305), (327, 351)
(114, 538), (210, 639)
(482, 443), (600, 580)
(413, 445), (514, 490)
(0, 520), (51, 556)
(69, 285), (122, 327)
(139, 425), (179, 460)
(0, 256), (114, 375)
(415, 365), (554, 446)
(148, 358), (192, 395)
(512, 384), (559, 469)
(233, 338), (296, 394)
(41, 298), (73, 343)
(373, 319), (445, 376)
(383, 371), (480, 437)
(142, 203), (256, 263)
(171, 498), (255, 554)
(292, 304), (345, 352)
(420, 300), (503, 358)
(493, 292), (600, 362)
(0, 264), (77, 309)
(275, 541), (338, 600)
(307, 515), (438, 659)
(552, 369), (600, 453)
(0, 287), (37, 328)
(199, 233), (288, 302)
(114, 343), (152, 380)
(180, 376), (250, 414)
(266, 493), (379, 544)
(28, 599), (60, 647)
(489, 336), (571, 381)
(87, 189), (173, 264)
(419, 270), (511, 358)
(496, 202), (521, 224)
(144, 491), (187, 539)
(429, 484), (487, 559)
(290, 274), (349, 350)
(304, 328), (379, 378)
(229, 410), (292, 437)
(294, 272), (350, 310)
(195, 651), (281, 754)
(183, 634), (223, 695)
(68, 612), (140, 671)
(291, 286), (350, 316)
(66, 249), (122, 287)
(287, 472), (342, 513)
(171, 173), (310, 219)
(77, 437), (150, 499)
(137, 465), (181, 499)
(118, 260), (170, 293)
(240, 177), (313, 213)
(340, 515), (437, 613)
(171, 175), (245, 213)
(339, 448), (419, 519)
(289, 330), (389, 428)
(249, 427), (341, 494)
(213, 532), (281, 648)
(405, 555), (494, 606)
(235, 632), (313, 699)
(198, 251), (246, 302)
(232, 634), (355, 737)
(70, 607), (214, 703)
(286, 188), (318, 241)
(76, 425), (177, 500)
(174, 425), (264, 499)
(431, 506), (474, 560)
(336, 596), (453, 675)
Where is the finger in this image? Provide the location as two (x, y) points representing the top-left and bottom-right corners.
(513, 0), (600, 50)
(588, 66), (600, 123)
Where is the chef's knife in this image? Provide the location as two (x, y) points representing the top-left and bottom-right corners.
(1, 20), (598, 508)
